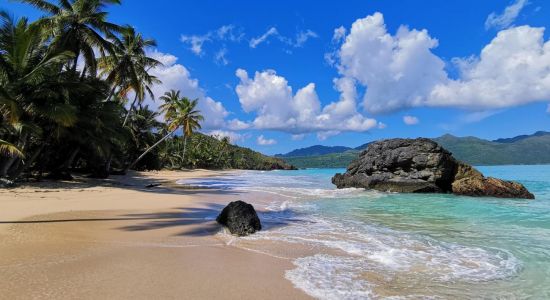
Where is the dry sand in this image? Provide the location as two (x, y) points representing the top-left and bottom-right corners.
(0, 170), (311, 299)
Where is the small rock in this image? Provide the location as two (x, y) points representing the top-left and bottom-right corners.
(216, 201), (262, 236)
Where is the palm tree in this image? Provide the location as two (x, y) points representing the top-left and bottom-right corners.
(17, 0), (123, 76)
(126, 90), (203, 171)
(0, 12), (77, 177)
(215, 136), (230, 167)
(98, 26), (161, 122)
(160, 91), (203, 164)
(0, 139), (24, 158)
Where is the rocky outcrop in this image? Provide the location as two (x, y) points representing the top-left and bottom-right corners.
(332, 138), (534, 199)
(216, 201), (262, 236)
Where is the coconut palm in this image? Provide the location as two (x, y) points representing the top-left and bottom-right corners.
(126, 90), (203, 171)
(0, 12), (77, 177)
(0, 139), (24, 158)
(98, 26), (161, 123)
(17, 0), (123, 76)
(160, 91), (203, 164)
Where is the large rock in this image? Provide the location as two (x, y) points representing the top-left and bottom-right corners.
(332, 138), (534, 199)
(216, 201), (262, 236)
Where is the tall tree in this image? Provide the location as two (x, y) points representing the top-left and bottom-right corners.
(98, 26), (161, 122)
(0, 12), (77, 177)
(126, 90), (203, 171)
(18, 0), (123, 76)
(159, 91), (203, 164)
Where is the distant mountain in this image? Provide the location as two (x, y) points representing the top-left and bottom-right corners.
(275, 145), (352, 157)
(492, 131), (550, 143)
(280, 131), (550, 168)
(354, 142), (371, 150)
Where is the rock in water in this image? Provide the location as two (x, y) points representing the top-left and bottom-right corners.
(216, 201), (262, 236)
(332, 138), (534, 199)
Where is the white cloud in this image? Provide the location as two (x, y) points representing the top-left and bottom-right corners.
(227, 118), (251, 130)
(295, 30), (318, 47)
(235, 69), (378, 138)
(146, 49), (229, 129)
(215, 48), (229, 65)
(332, 26), (346, 43)
(181, 25), (243, 59)
(485, 0), (529, 30)
(331, 12), (550, 114)
(335, 12), (447, 114)
(377, 122), (387, 129)
(249, 27), (318, 49)
(250, 27), (279, 48)
(403, 115), (419, 125)
(428, 25), (550, 109)
(257, 135), (277, 145)
(291, 134), (306, 141)
(180, 35), (208, 56)
(208, 130), (248, 143)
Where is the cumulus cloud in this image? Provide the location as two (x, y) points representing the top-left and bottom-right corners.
(257, 135), (277, 145)
(234, 69), (378, 138)
(227, 118), (251, 130)
(146, 50), (229, 129)
(485, 0), (529, 30)
(208, 130), (248, 143)
(403, 115), (419, 125)
(331, 12), (550, 114)
(335, 12), (447, 114)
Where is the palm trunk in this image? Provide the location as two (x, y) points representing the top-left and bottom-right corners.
(80, 66), (87, 81)
(61, 147), (80, 170)
(71, 52), (80, 75)
(10, 143), (46, 179)
(106, 85), (117, 102)
(125, 128), (177, 172)
(1, 132), (28, 177)
(182, 134), (188, 164)
(122, 94), (139, 127)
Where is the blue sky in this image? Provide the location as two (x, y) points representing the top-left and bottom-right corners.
(3, 0), (550, 154)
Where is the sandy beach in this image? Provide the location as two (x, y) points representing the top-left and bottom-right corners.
(0, 170), (311, 299)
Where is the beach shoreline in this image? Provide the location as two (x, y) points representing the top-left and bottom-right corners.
(0, 170), (311, 299)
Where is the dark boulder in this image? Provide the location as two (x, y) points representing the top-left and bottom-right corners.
(216, 201), (262, 236)
(332, 138), (534, 199)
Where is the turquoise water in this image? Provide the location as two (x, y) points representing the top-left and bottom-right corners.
(182, 165), (550, 299)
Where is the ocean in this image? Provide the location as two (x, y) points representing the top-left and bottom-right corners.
(180, 165), (550, 299)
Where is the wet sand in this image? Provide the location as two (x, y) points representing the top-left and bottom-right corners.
(0, 170), (311, 299)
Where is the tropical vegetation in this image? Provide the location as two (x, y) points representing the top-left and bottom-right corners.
(0, 1), (293, 182)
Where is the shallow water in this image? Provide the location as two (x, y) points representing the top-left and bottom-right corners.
(180, 166), (550, 299)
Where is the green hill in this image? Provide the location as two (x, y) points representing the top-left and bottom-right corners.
(275, 145), (352, 157)
(281, 132), (550, 168)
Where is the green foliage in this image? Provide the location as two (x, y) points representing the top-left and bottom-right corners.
(434, 134), (550, 166)
(0, 3), (294, 181)
(282, 150), (360, 168)
(159, 133), (295, 170)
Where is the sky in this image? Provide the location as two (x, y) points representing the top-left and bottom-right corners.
(2, 0), (550, 155)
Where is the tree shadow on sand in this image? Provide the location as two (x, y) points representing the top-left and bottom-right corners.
(1, 203), (306, 237)
(118, 203), (306, 237)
